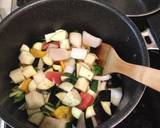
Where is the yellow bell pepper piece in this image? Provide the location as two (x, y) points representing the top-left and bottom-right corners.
(53, 106), (72, 120)
(30, 48), (46, 58)
(60, 61), (65, 71)
(19, 78), (32, 93)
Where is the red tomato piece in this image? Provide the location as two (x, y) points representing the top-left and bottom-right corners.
(46, 71), (62, 85)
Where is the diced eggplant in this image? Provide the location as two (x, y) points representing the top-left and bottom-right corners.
(50, 29), (68, 41)
(61, 75), (69, 81)
(71, 48), (88, 60)
(22, 65), (37, 78)
(64, 65), (75, 74)
(27, 108), (41, 116)
(59, 82), (74, 92)
(79, 66), (94, 80)
(28, 112), (44, 126)
(40, 116), (68, 128)
(60, 39), (70, 49)
(75, 77), (89, 92)
(93, 75), (111, 81)
(101, 101), (112, 115)
(56, 92), (67, 101)
(87, 89), (96, 98)
(42, 53), (53, 66)
(53, 64), (62, 72)
(33, 42), (43, 50)
(20, 44), (30, 52)
(109, 87), (122, 106)
(45, 32), (55, 42)
(25, 91), (45, 109)
(91, 117), (98, 128)
(37, 59), (44, 71)
(9, 67), (25, 83)
(71, 107), (82, 119)
(97, 81), (107, 92)
(28, 80), (37, 92)
(45, 68), (53, 74)
(42, 91), (51, 103)
(85, 105), (96, 119)
(77, 112), (86, 128)
(69, 32), (82, 48)
(76, 62), (90, 77)
(84, 53), (97, 66)
(19, 51), (35, 65)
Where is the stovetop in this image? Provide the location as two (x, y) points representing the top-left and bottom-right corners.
(0, 0), (160, 128)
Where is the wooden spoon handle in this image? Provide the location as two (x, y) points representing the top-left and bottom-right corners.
(116, 61), (160, 92)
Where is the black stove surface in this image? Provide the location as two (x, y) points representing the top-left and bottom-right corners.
(5, 1), (160, 128)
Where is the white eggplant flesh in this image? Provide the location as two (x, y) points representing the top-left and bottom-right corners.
(82, 31), (102, 48)
(84, 53), (97, 66)
(77, 112), (86, 128)
(33, 42), (43, 50)
(22, 65), (37, 78)
(45, 32), (55, 42)
(53, 64), (62, 72)
(71, 107), (82, 119)
(56, 92), (67, 101)
(43, 92), (51, 103)
(28, 112), (44, 126)
(97, 81), (107, 92)
(60, 39), (70, 49)
(75, 77), (89, 92)
(28, 80), (37, 92)
(19, 51), (35, 65)
(85, 105), (96, 119)
(37, 59), (44, 71)
(61, 75), (69, 81)
(101, 101), (112, 116)
(69, 32), (82, 47)
(50, 29), (68, 41)
(71, 48), (88, 60)
(42, 53), (53, 66)
(20, 44), (30, 52)
(9, 68), (25, 83)
(109, 87), (123, 106)
(59, 82), (74, 92)
(79, 66), (94, 80)
(25, 91), (45, 109)
(76, 62), (90, 77)
(27, 108), (41, 116)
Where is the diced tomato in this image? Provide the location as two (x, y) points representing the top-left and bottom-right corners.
(42, 42), (59, 50)
(46, 71), (61, 85)
(42, 43), (49, 50)
(77, 92), (94, 110)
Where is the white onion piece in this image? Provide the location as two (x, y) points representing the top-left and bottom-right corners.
(48, 43), (59, 49)
(71, 48), (88, 60)
(109, 87), (123, 106)
(93, 74), (111, 81)
(82, 31), (102, 48)
(69, 32), (82, 47)
(64, 65), (75, 74)
(48, 48), (70, 61)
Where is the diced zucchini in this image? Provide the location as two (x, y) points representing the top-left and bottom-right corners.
(97, 81), (107, 92)
(71, 107), (82, 119)
(71, 48), (88, 60)
(25, 91), (45, 109)
(50, 29), (68, 41)
(69, 32), (82, 48)
(75, 77), (89, 92)
(22, 65), (37, 78)
(28, 112), (44, 126)
(56, 92), (67, 101)
(27, 108), (41, 116)
(19, 51), (35, 65)
(42, 53), (53, 66)
(60, 39), (70, 49)
(79, 66), (94, 80)
(84, 53), (97, 66)
(9, 68), (25, 83)
(53, 64), (62, 72)
(100, 101), (112, 115)
(28, 80), (37, 92)
(61, 75), (69, 81)
(37, 59), (44, 71)
(59, 82), (73, 92)
(45, 32), (55, 42)
(77, 112), (86, 128)
(33, 42), (43, 50)
(85, 105), (96, 119)
(87, 89), (96, 98)
(20, 44), (30, 52)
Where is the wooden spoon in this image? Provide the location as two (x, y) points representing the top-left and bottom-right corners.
(96, 43), (160, 92)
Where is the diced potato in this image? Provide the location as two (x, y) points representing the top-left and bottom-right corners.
(20, 44), (30, 52)
(71, 48), (88, 60)
(28, 112), (44, 126)
(79, 66), (94, 80)
(27, 108), (41, 116)
(19, 51), (35, 65)
(53, 64), (62, 72)
(69, 32), (82, 47)
(22, 65), (36, 78)
(25, 91), (45, 109)
(9, 68), (25, 83)
(50, 29), (68, 41)
(75, 77), (89, 92)
(85, 105), (96, 119)
(33, 42), (43, 50)
(59, 82), (74, 92)
(28, 80), (37, 92)
(101, 101), (112, 115)
(60, 39), (70, 49)
(71, 107), (82, 119)
(45, 32), (55, 42)
(42, 53), (53, 66)
(84, 53), (97, 66)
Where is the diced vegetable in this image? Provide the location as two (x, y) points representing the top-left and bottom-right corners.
(109, 87), (122, 106)
(42, 53), (53, 66)
(30, 48), (46, 58)
(64, 65), (75, 74)
(53, 64), (62, 72)
(97, 90), (111, 101)
(100, 101), (112, 115)
(75, 77), (89, 92)
(84, 53), (97, 66)
(37, 59), (44, 71)
(20, 44), (30, 52)
(69, 32), (82, 47)
(60, 61), (65, 71)
(45, 68), (53, 73)
(85, 105), (96, 119)
(76, 62), (90, 76)
(79, 66), (94, 80)
(61, 75), (69, 81)
(19, 51), (35, 65)
(77, 92), (94, 110)
(9, 89), (25, 103)
(90, 80), (98, 93)
(97, 81), (107, 92)
(77, 112), (86, 128)
(45, 32), (55, 42)
(22, 65), (36, 78)
(27, 108), (40, 116)
(59, 82), (73, 92)
(48, 48), (70, 61)
(33, 42), (43, 50)
(71, 48), (88, 60)
(46, 71), (61, 85)
(50, 29), (68, 41)
(71, 107), (82, 119)
(9, 68), (25, 83)
(28, 80), (37, 92)
(28, 112), (44, 126)
(60, 39), (70, 49)
(63, 73), (77, 84)
(56, 92), (67, 101)
(93, 74), (111, 81)
(42, 91), (51, 103)
(92, 65), (103, 75)
(25, 91), (45, 109)
(82, 31), (102, 48)
(87, 89), (96, 98)
(19, 78), (32, 93)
